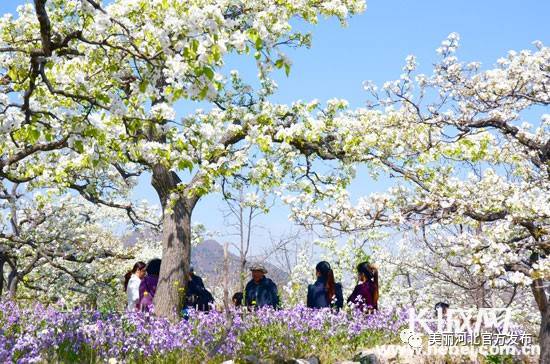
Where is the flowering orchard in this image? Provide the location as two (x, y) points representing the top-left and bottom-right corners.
(0, 300), (406, 363)
(0, 0), (365, 321)
(0, 0), (548, 363)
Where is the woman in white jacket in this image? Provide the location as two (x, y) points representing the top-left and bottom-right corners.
(124, 261), (146, 311)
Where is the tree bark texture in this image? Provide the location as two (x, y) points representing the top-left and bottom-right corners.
(151, 164), (197, 321)
(532, 278), (549, 364)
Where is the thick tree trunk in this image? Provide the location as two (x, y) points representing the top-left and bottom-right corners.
(151, 164), (197, 321)
(531, 278), (549, 364)
(153, 201), (191, 320)
(540, 305), (550, 364)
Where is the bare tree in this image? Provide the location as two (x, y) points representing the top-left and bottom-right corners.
(262, 230), (304, 277)
(221, 184), (273, 292)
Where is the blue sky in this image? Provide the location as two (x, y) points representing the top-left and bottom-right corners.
(2, 0), (549, 254)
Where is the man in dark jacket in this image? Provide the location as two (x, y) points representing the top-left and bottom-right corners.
(245, 263), (279, 308)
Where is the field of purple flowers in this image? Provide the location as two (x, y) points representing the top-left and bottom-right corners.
(0, 300), (407, 363)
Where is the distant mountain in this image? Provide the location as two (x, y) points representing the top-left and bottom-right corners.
(191, 239), (289, 292)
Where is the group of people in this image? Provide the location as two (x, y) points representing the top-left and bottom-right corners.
(124, 259), (214, 312)
(309, 261), (378, 311)
(124, 259), (379, 313)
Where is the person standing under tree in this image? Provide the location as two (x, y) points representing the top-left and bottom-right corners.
(307, 261), (344, 309)
(124, 261), (146, 312)
(347, 262), (379, 313)
(139, 258), (161, 311)
(244, 264), (279, 309)
(185, 267), (214, 311)
(232, 292), (243, 307)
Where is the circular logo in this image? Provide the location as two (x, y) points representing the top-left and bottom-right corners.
(408, 333), (423, 349)
(399, 328), (415, 343)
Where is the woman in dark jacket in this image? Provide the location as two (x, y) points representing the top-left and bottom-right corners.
(307, 261), (343, 309)
(347, 261), (379, 312)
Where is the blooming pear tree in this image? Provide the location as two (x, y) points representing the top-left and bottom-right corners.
(395, 229), (539, 329)
(0, 0), (365, 319)
(368, 37), (549, 357)
(0, 181), (143, 307)
(284, 35), (549, 360)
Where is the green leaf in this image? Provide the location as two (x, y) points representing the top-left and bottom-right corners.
(248, 29), (258, 43)
(139, 80), (148, 93)
(191, 39), (199, 52)
(7, 67), (17, 81)
(97, 94), (110, 104)
(44, 131), (54, 142)
(183, 46), (193, 58)
(284, 63), (291, 77)
(177, 160), (193, 172)
(211, 45), (221, 62)
(29, 128), (40, 143)
(202, 67), (214, 80)
(74, 140), (84, 153)
(255, 37), (263, 50)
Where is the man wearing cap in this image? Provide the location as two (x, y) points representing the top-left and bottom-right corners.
(244, 263), (279, 308)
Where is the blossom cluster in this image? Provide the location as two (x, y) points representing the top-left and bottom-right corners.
(0, 300), (406, 363)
